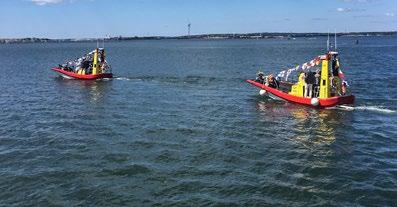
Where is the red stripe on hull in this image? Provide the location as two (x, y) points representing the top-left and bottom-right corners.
(246, 79), (354, 107)
(52, 68), (113, 80)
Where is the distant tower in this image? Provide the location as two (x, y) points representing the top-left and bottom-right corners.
(187, 22), (191, 36)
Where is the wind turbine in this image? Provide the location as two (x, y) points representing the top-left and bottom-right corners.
(187, 21), (191, 36)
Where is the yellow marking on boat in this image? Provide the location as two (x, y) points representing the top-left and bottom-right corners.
(92, 48), (99, 75)
(289, 72), (305, 97)
(319, 59), (330, 98)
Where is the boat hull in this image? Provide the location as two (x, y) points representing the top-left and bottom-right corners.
(247, 79), (355, 108)
(52, 68), (113, 80)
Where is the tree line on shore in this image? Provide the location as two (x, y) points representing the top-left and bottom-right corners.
(1, 31), (396, 44)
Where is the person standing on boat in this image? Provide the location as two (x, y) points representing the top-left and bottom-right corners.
(331, 56), (342, 95)
(100, 49), (105, 64)
(81, 58), (91, 74)
(304, 71), (316, 97)
(314, 69), (321, 97)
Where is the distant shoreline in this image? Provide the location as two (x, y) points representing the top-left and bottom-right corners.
(1, 31), (396, 44)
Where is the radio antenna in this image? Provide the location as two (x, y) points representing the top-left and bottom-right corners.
(334, 29), (337, 50)
(327, 29), (330, 51)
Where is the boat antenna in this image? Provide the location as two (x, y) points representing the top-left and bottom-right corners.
(327, 29), (330, 51)
(96, 39), (99, 49)
(334, 29), (338, 51)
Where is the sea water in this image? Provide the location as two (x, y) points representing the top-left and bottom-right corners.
(0, 37), (396, 206)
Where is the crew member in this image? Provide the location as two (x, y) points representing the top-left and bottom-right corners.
(256, 71), (265, 84)
(268, 74), (279, 89)
(331, 56), (342, 95)
(304, 71), (316, 98)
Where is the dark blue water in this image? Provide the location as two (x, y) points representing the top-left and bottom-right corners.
(0, 37), (396, 206)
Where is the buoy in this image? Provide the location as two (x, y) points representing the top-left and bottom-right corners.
(311, 98), (319, 106)
(259, 89), (267, 96)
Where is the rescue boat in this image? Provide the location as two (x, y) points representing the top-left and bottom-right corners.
(52, 48), (113, 80)
(247, 51), (355, 108)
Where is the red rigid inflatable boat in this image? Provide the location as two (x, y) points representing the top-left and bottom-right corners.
(52, 48), (112, 80)
(246, 79), (355, 108)
(52, 67), (113, 80)
(247, 51), (355, 108)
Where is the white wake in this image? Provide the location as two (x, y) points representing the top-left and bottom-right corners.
(336, 105), (396, 114)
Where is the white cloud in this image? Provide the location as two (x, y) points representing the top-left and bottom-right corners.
(30, 0), (63, 5)
(29, 0), (94, 6)
(337, 8), (352, 12)
(385, 12), (395, 17)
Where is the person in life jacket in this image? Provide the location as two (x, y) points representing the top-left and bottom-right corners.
(341, 81), (348, 95)
(256, 71), (265, 84)
(313, 69), (321, 97)
(267, 74), (279, 89)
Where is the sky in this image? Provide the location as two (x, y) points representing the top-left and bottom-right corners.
(0, 0), (396, 38)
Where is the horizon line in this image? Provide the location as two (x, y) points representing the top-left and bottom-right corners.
(1, 30), (397, 40)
